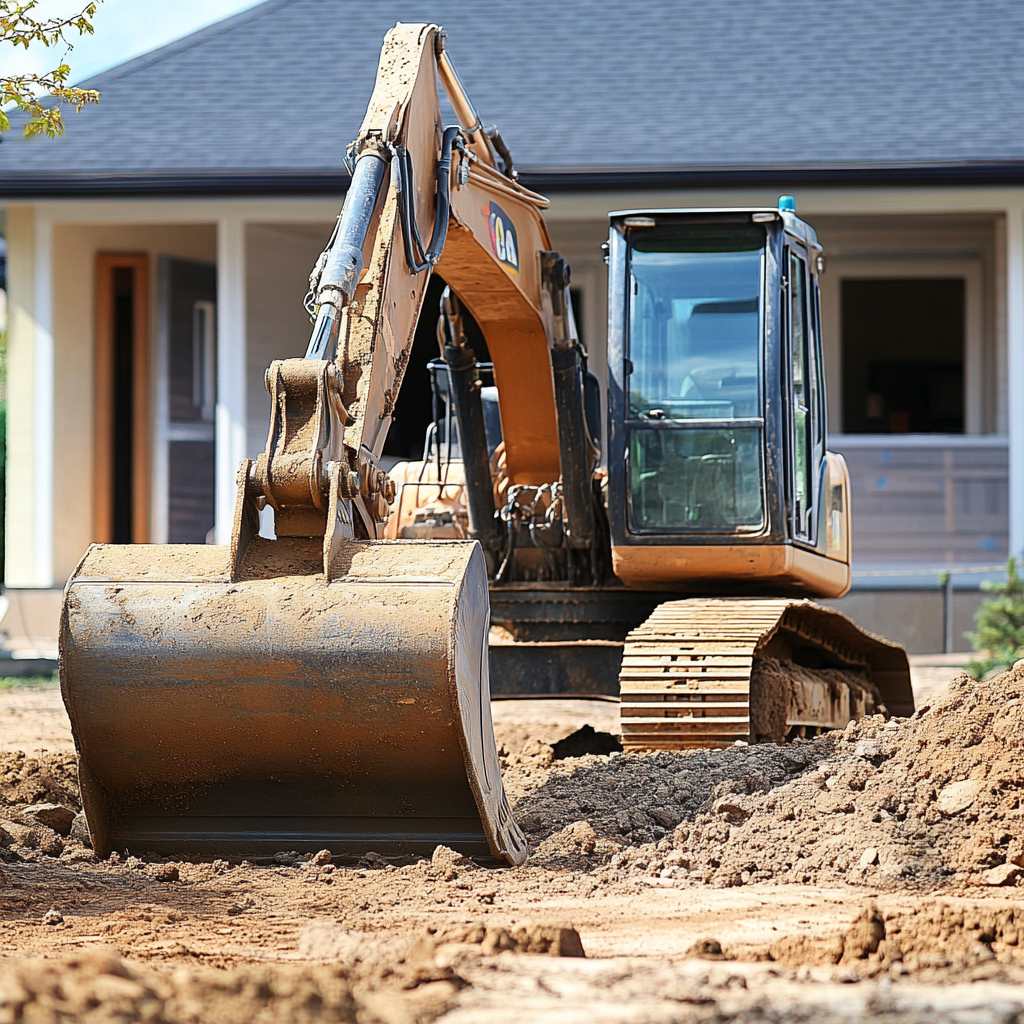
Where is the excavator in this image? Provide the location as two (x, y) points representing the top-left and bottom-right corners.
(59, 23), (913, 866)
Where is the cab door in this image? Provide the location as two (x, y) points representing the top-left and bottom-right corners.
(784, 244), (825, 543)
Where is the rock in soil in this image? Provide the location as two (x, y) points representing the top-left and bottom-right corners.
(687, 938), (728, 960)
(21, 802), (75, 835)
(438, 923), (586, 957)
(982, 863), (1022, 887)
(153, 863), (179, 883)
(69, 811), (91, 847)
(429, 844), (474, 880)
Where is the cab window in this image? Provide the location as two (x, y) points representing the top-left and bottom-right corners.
(626, 222), (766, 532)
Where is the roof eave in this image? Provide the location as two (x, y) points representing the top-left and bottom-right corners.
(3, 161), (1024, 199)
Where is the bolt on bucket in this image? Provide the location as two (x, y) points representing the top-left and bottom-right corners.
(59, 536), (527, 864)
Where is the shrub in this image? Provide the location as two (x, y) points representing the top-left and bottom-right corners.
(967, 558), (1024, 679)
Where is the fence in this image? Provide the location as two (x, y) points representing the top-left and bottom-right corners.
(834, 435), (1008, 569)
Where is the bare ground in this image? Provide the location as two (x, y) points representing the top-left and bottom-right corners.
(5, 662), (1024, 1022)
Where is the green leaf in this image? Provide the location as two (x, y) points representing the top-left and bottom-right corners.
(0, 0), (102, 134)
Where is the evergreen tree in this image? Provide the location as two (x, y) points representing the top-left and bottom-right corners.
(967, 558), (1024, 678)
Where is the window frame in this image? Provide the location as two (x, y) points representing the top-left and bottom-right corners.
(622, 224), (770, 536)
(821, 258), (983, 437)
(784, 244), (828, 545)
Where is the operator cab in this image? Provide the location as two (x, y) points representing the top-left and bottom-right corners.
(605, 199), (852, 597)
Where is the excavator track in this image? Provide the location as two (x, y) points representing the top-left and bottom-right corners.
(619, 598), (913, 751)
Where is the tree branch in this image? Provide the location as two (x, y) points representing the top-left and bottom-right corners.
(0, 0), (101, 137)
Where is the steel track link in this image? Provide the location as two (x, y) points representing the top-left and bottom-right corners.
(618, 597), (913, 751)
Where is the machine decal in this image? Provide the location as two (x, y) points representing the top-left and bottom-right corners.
(487, 201), (519, 273)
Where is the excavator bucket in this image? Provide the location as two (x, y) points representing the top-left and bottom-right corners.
(60, 536), (527, 864)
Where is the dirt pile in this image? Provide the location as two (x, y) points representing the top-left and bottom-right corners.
(9, 940), (1024, 1024)
(0, 950), (360, 1024)
(5, 665), (1022, 895)
(435, 923), (585, 957)
(0, 752), (84, 862)
(0, 752), (79, 810)
(0, 926), (586, 1024)
(506, 730), (818, 856)
(768, 900), (1024, 978)
(514, 666), (1024, 891)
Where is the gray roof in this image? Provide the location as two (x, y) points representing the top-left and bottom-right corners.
(2, 0), (1024, 194)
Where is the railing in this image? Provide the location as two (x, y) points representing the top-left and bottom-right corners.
(833, 434), (1009, 570)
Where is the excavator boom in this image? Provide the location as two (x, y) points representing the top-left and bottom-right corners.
(60, 23), (546, 863)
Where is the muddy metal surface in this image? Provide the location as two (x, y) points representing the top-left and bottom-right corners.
(60, 540), (527, 864)
(6, 662), (1024, 1022)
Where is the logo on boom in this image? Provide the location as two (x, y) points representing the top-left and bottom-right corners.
(487, 201), (519, 273)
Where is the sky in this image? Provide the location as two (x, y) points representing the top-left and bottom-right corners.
(2, 0), (264, 84)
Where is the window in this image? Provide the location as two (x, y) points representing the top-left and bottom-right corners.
(626, 222), (766, 532)
(629, 427), (764, 530)
(789, 251), (812, 531)
(628, 224), (762, 421)
(841, 278), (965, 434)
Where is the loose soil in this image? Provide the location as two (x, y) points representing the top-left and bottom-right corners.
(7, 662), (1024, 1022)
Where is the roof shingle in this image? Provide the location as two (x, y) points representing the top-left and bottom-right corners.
(1, 0), (1022, 186)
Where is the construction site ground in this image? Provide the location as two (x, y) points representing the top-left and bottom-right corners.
(3, 658), (1024, 1023)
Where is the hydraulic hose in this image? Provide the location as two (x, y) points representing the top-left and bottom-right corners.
(397, 126), (461, 273)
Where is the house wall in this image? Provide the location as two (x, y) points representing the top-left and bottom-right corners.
(52, 223), (217, 578)
(4, 209), (217, 584)
(245, 223), (328, 455)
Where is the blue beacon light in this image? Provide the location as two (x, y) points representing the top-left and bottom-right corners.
(778, 194), (797, 212)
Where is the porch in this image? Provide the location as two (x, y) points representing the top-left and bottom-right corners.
(4, 187), (1024, 655)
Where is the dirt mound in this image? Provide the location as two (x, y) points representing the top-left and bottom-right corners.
(0, 752), (79, 810)
(435, 923), (585, 957)
(0, 753), (86, 863)
(0, 928), (582, 1024)
(510, 734), (820, 856)
(6, 666), (1021, 895)
(509, 666), (1024, 892)
(594, 667), (1024, 889)
(768, 901), (1024, 977)
(0, 950), (360, 1024)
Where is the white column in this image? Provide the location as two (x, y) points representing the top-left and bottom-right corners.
(33, 211), (55, 586)
(1007, 205), (1024, 558)
(214, 215), (248, 545)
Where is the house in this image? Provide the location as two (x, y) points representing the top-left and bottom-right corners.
(3, 0), (1024, 655)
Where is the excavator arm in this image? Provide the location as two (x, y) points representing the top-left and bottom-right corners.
(248, 21), (601, 580)
(289, 24), (562, 532)
(58, 23), (591, 865)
